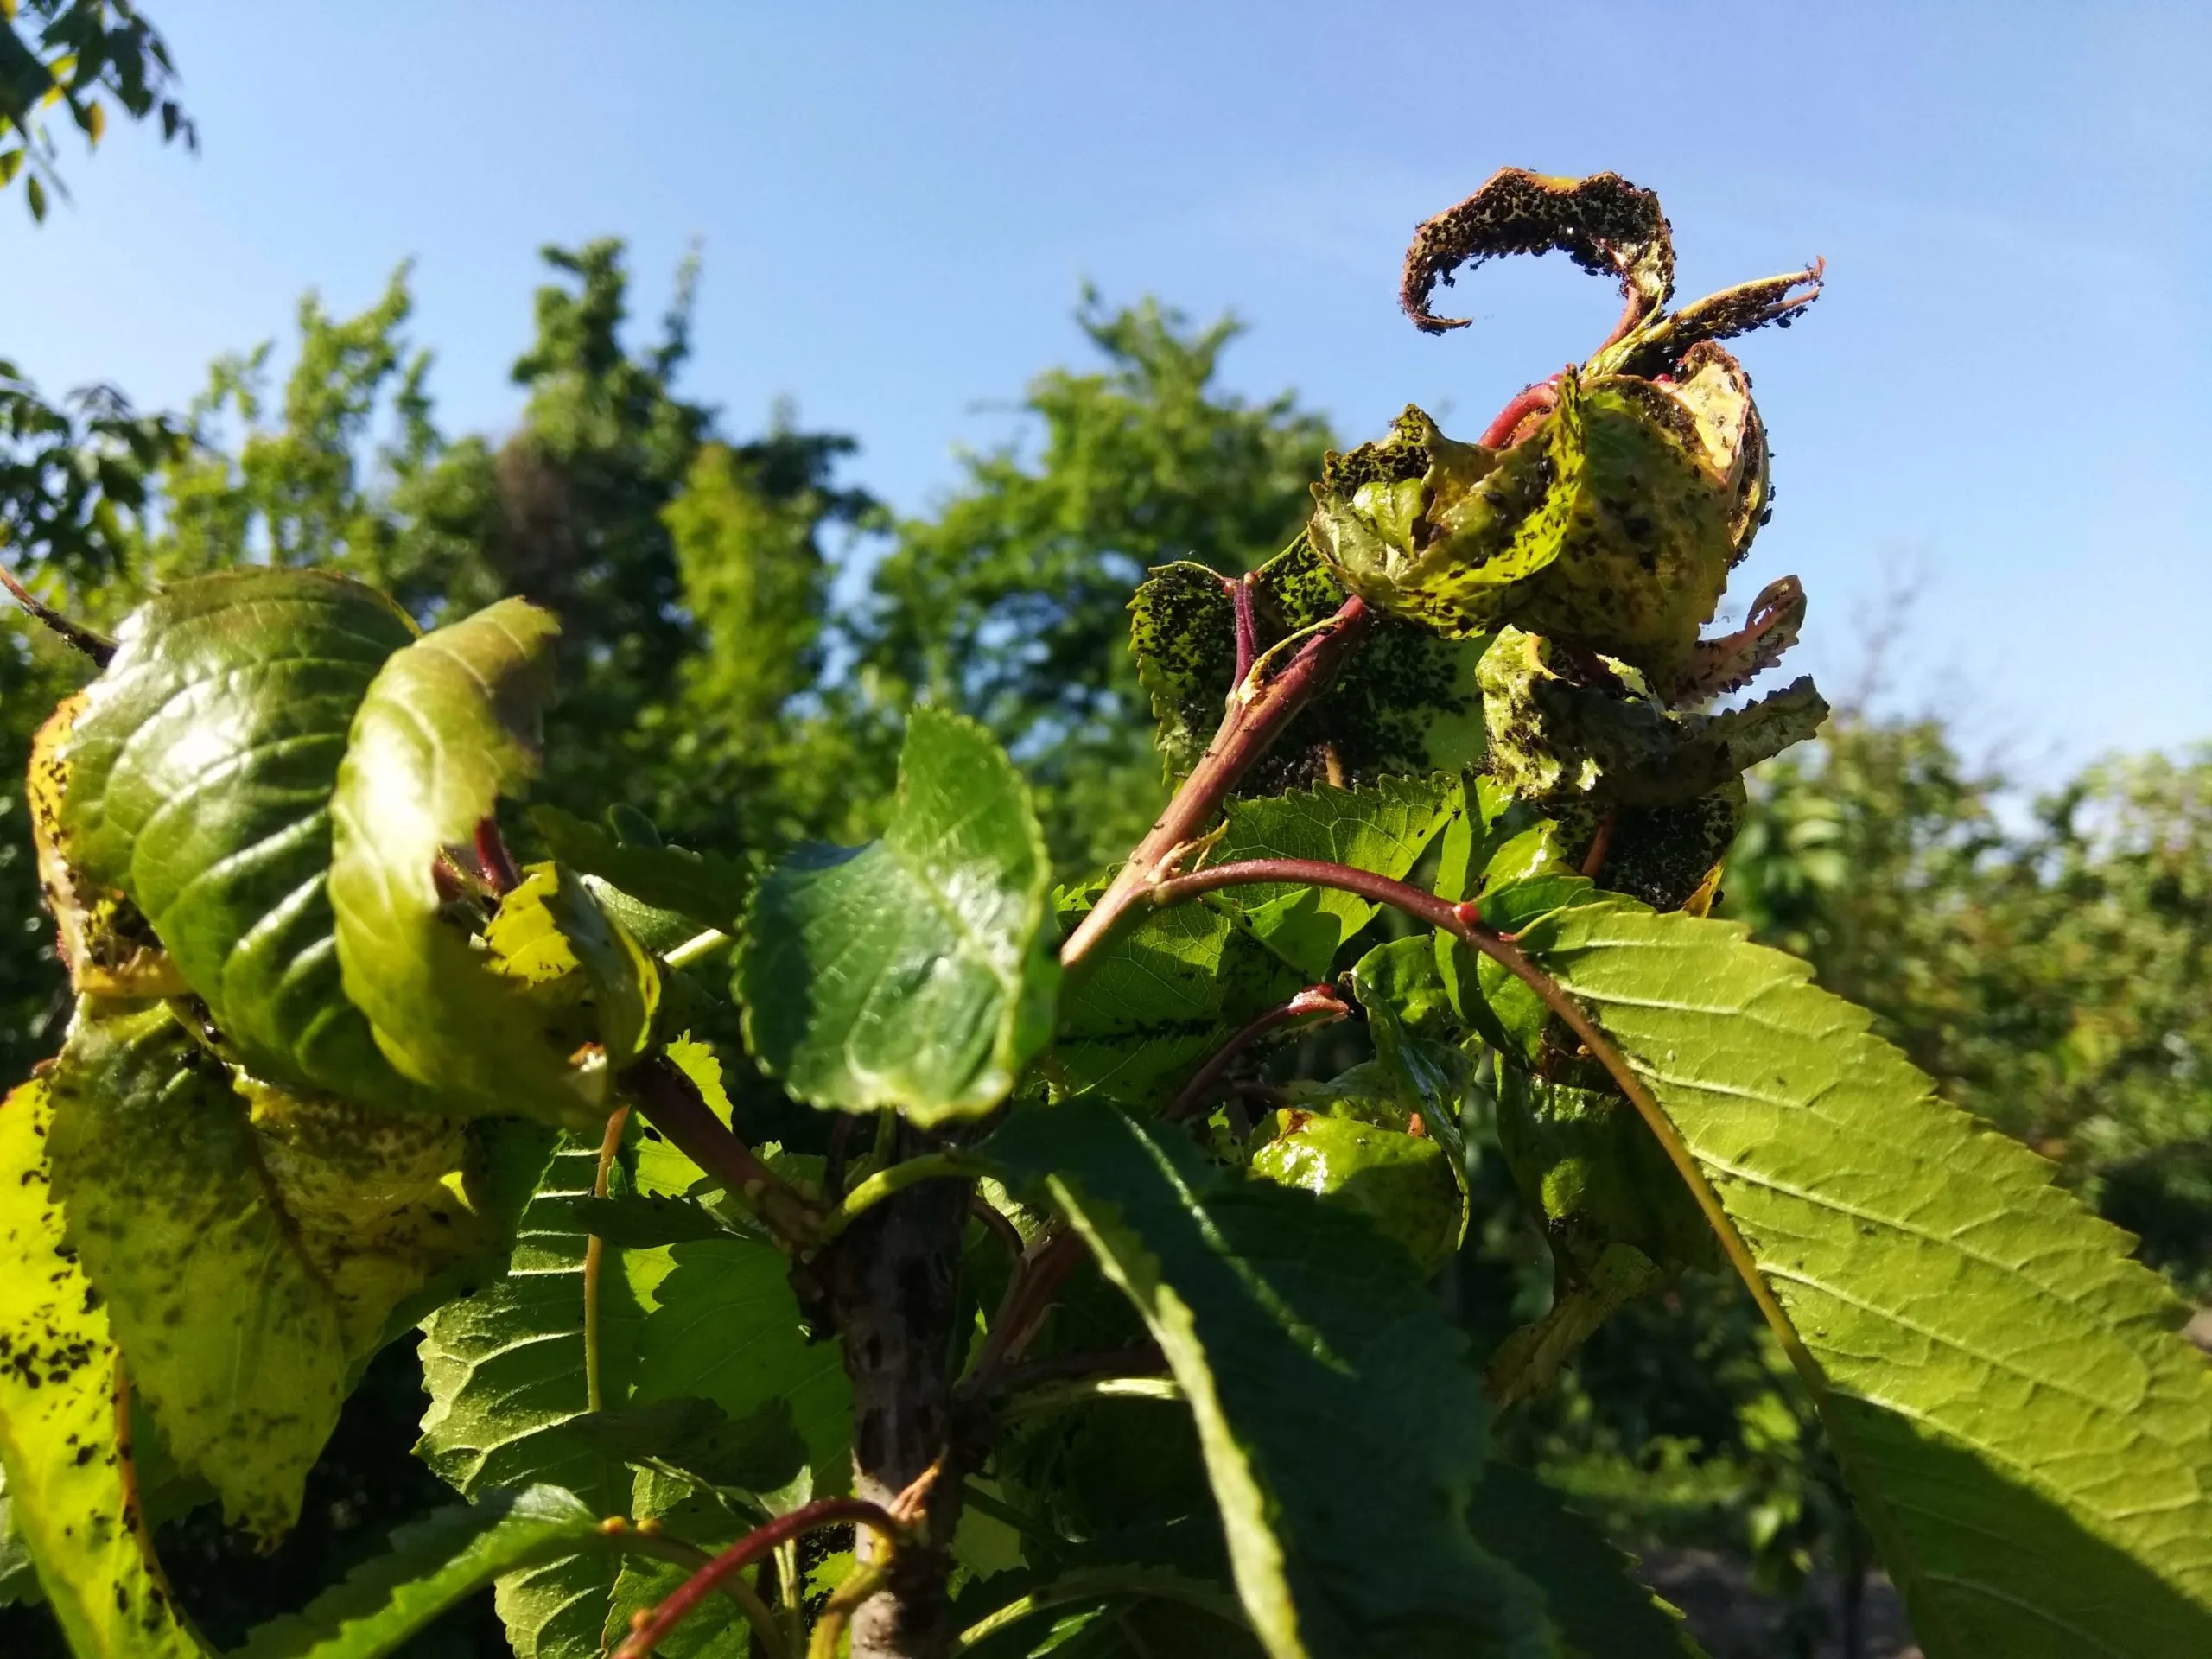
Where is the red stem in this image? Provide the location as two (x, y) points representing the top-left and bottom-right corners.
(1147, 857), (1469, 936)
(1060, 594), (1372, 969)
(622, 1056), (823, 1249)
(611, 1497), (902, 1659)
(1164, 984), (1349, 1122)
(1475, 373), (1563, 449)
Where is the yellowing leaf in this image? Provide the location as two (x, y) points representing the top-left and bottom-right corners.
(0, 1080), (201, 1657)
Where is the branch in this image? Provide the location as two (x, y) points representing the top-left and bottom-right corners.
(1164, 984), (1349, 1122)
(612, 1497), (905, 1659)
(622, 1055), (823, 1249)
(951, 1566), (1249, 1653)
(1059, 594), (1371, 969)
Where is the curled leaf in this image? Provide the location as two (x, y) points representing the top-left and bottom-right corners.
(1675, 575), (1807, 702)
(482, 862), (661, 1067)
(1249, 1112), (1463, 1276)
(1402, 168), (1674, 337)
(328, 598), (604, 1128)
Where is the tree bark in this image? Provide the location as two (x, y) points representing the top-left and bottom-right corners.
(807, 1159), (969, 1657)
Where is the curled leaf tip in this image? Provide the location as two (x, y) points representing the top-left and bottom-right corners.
(1401, 168), (1674, 337)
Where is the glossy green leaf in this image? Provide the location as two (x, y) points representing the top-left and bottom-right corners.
(1051, 898), (1301, 1108)
(328, 596), (604, 1128)
(1129, 540), (1488, 793)
(0, 1080), (201, 1658)
(55, 569), (422, 1103)
(531, 804), (749, 933)
(1205, 777), (1456, 978)
(984, 1101), (1549, 1658)
(46, 1002), (344, 1543)
(1521, 893), (2212, 1656)
(739, 707), (1058, 1122)
(1465, 1465), (1705, 1658)
(231, 1484), (610, 1659)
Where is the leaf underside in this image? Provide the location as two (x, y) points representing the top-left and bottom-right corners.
(1520, 893), (2212, 1658)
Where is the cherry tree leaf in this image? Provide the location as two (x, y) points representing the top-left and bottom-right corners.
(328, 596), (607, 1128)
(739, 708), (1057, 1123)
(984, 1102), (1551, 1659)
(54, 569), (421, 1102)
(0, 1079), (201, 1657)
(1519, 894), (2212, 1657)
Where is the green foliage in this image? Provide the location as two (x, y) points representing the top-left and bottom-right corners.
(58, 569), (423, 1101)
(328, 596), (609, 1128)
(1519, 889), (2212, 1653)
(739, 707), (1058, 1122)
(6, 152), (2211, 1659)
(985, 1101), (1552, 1658)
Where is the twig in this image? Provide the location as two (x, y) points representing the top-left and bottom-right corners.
(610, 1524), (791, 1659)
(612, 1497), (905, 1659)
(582, 1104), (630, 1414)
(474, 817), (524, 896)
(950, 1566), (1249, 1653)
(662, 927), (733, 971)
(981, 1344), (1166, 1397)
(807, 1560), (888, 1659)
(1058, 594), (1371, 969)
(0, 566), (114, 665)
(1164, 985), (1349, 1122)
(622, 1055), (823, 1249)
(1136, 853), (1837, 1417)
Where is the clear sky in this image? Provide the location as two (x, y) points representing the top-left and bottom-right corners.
(12, 2), (2209, 772)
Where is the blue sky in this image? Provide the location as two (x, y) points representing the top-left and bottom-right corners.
(13, 2), (2209, 772)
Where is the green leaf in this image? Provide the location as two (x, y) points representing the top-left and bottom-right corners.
(231, 1484), (610, 1659)
(46, 1002), (345, 1543)
(483, 862), (661, 1065)
(629, 1236), (852, 1488)
(328, 597), (604, 1128)
(0, 1081), (201, 1657)
(56, 569), (423, 1103)
(1520, 895), (2212, 1656)
(1346, 934), (1474, 1167)
(1205, 778), (1456, 978)
(531, 804), (749, 933)
(415, 1135), (645, 1656)
(1247, 1114), (1461, 1278)
(1051, 899), (1301, 1108)
(739, 707), (1058, 1122)
(1465, 1465), (1705, 1659)
(1129, 541), (1488, 793)
(984, 1102), (1549, 1658)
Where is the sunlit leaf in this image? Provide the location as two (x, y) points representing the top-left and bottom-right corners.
(56, 569), (423, 1103)
(739, 708), (1057, 1122)
(328, 597), (605, 1128)
(0, 1080), (200, 1657)
(1522, 893), (2212, 1656)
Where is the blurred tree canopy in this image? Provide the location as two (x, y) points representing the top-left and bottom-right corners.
(1, 0), (194, 221)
